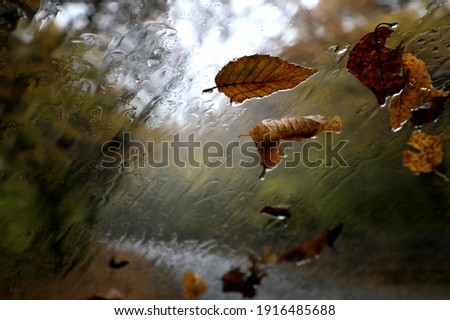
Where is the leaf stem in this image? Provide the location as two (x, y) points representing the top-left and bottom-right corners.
(433, 169), (449, 182)
(202, 86), (217, 93)
(259, 168), (266, 180)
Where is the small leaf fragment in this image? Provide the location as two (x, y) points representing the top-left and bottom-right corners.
(204, 54), (317, 103)
(221, 262), (267, 298)
(403, 130), (445, 174)
(183, 269), (208, 299)
(221, 268), (247, 294)
(278, 233), (326, 264)
(347, 23), (407, 105)
(261, 205), (291, 220)
(278, 223), (343, 264)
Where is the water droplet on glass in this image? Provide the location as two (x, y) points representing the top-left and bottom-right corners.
(90, 105), (103, 122)
(147, 59), (160, 68)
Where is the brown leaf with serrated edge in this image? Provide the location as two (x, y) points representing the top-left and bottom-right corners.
(249, 115), (342, 178)
(261, 205), (291, 220)
(278, 223), (343, 264)
(389, 54), (449, 130)
(183, 270), (208, 299)
(347, 23), (407, 105)
(403, 130), (445, 174)
(203, 54), (317, 103)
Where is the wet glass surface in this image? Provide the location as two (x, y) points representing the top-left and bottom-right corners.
(0, 0), (449, 299)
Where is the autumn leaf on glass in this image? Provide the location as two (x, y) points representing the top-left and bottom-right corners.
(221, 263), (267, 298)
(260, 204), (291, 220)
(347, 23), (407, 105)
(389, 54), (448, 130)
(183, 269), (208, 299)
(249, 115), (342, 178)
(403, 130), (445, 175)
(278, 223), (343, 265)
(203, 54), (317, 103)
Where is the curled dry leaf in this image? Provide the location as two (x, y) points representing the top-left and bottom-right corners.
(249, 115), (342, 177)
(347, 23), (407, 105)
(389, 54), (449, 130)
(278, 223), (343, 264)
(250, 115), (342, 142)
(403, 130), (445, 174)
(183, 269), (208, 299)
(203, 54), (317, 103)
(261, 205), (291, 220)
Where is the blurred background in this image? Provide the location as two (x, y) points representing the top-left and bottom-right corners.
(0, 0), (449, 299)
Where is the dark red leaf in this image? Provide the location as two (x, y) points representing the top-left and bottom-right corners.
(347, 23), (407, 104)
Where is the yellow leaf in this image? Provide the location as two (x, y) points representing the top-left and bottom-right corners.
(203, 54), (317, 103)
(403, 130), (445, 174)
(389, 88), (419, 131)
(389, 54), (449, 130)
(403, 53), (431, 88)
(183, 270), (208, 299)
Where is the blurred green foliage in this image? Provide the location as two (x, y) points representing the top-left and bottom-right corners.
(0, 1), (138, 295)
